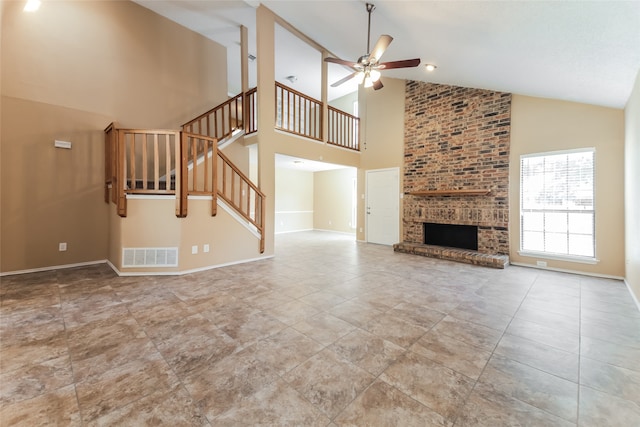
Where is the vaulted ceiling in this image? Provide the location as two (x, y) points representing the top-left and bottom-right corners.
(135, 1), (640, 109)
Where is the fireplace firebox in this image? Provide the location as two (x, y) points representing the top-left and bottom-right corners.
(424, 223), (478, 251)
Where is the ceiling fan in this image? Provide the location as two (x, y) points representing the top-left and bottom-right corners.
(325, 2), (421, 90)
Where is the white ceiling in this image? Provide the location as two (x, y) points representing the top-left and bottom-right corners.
(135, 0), (640, 108)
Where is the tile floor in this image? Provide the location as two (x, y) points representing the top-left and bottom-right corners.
(1, 231), (640, 426)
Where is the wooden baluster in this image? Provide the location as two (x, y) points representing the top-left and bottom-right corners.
(129, 133), (136, 191)
(229, 101), (234, 136)
(231, 167), (235, 206)
(246, 182), (250, 217)
(165, 135), (171, 191)
(237, 95), (240, 131)
(204, 138), (210, 193)
(222, 158), (227, 198)
(191, 137), (197, 192)
(214, 109), (219, 141)
(227, 102), (230, 137)
(153, 134), (159, 191)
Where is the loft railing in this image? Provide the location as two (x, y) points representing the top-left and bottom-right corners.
(275, 82), (322, 141)
(327, 106), (360, 151)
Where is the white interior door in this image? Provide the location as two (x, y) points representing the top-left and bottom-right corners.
(366, 168), (400, 245)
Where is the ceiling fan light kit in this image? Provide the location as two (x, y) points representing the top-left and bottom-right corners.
(325, 2), (421, 90)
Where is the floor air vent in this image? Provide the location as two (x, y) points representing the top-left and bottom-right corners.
(122, 247), (178, 268)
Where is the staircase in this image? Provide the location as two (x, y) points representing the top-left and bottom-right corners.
(105, 82), (361, 263)
(104, 88), (265, 253)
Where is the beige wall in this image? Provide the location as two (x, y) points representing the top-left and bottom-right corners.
(625, 70), (640, 303)
(1, 0), (228, 273)
(357, 78), (406, 241)
(1, 97), (111, 271)
(510, 95), (625, 277)
(113, 198), (265, 274)
(1, 1), (228, 128)
(314, 168), (357, 234)
(275, 168), (314, 233)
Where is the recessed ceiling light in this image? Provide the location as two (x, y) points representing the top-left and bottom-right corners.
(24, 0), (41, 12)
(425, 64), (437, 72)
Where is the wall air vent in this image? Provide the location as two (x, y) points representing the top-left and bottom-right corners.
(122, 247), (178, 268)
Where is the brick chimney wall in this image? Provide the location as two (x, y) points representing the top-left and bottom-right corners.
(403, 81), (512, 255)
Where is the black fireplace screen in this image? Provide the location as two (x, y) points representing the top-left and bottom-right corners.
(424, 223), (478, 251)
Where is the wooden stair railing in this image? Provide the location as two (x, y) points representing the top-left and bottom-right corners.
(178, 132), (219, 218)
(217, 149), (266, 253)
(107, 83), (366, 256)
(105, 122), (265, 253)
(182, 88), (258, 141)
(104, 123), (182, 217)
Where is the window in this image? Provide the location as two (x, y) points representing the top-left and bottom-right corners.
(520, 148), (595, 260)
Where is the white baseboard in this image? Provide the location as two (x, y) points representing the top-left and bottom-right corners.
(624, 279), (640, 312)
(509, 261), (624, 280)
(312, 228), (357, 236)
(107, 255), (273, 276)
(274, 228), (314, 235)
(0, 260), (107, 277)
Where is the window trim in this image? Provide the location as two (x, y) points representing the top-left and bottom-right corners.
(519, 147), (597, 263)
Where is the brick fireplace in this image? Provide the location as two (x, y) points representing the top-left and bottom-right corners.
(394, 81), (511, 268)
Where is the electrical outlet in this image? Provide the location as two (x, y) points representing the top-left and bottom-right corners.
(59, 242), (67, 251)
(203, 244), (210, 253)
(191, 245), (198, 255)
(536, 261), (547, 267)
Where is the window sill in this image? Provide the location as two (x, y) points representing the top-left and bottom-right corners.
(518, 251), (599, 265)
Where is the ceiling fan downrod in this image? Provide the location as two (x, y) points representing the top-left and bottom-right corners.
(366, 3), (375, 55)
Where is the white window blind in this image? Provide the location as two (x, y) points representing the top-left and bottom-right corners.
(520, 148), (595, 259)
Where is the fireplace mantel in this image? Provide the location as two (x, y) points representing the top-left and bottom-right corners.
(407, 189), (490, 197)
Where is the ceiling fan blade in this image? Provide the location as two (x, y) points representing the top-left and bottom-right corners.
(378, 58), (421, 69)
(325, 57), (359, 68)
(331, 71), (360, 87)
(370, 35), (393, 62)
(373, 79), (384, 91)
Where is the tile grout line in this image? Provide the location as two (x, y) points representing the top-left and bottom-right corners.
(57, 276), (86, 427)
(449, 271), (541, 426)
